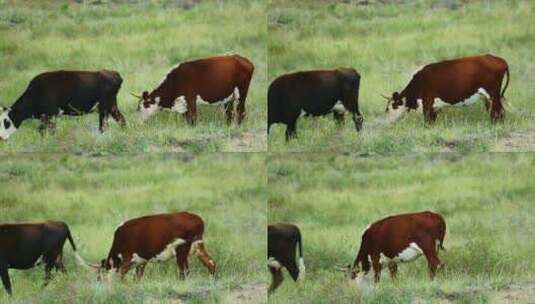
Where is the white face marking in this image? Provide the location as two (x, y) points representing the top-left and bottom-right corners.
(379, 242), (423, 265)
(297, 257), (306, 281)
(352, 269), (372, 289)
(433, 88), (490, 110)
(195, 87), (240, 106)
(0, 112), (16, 140)
(170, 96), (188, 114)
(267, 257), (282, 270)
(189, 240), (204, 256)
(139, 102), (159, 121)
(153, 238), (186, 262)
(385, 98), (408, 123)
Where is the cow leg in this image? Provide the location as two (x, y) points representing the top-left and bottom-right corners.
(490, 97), (504, 124)
(44, 262), (54, 286)
(332, 109), (345, 125)
(185, 95), (197, 126)
(55, 251), (66, 273)
(134, 263), (147, 281)
(281, 257), (299, 282)
(285, 121), (297, 141)
(98, 104), (110, 132)
(423, 100), (437, 124)
(39, 114), (56, 136)
(268, 267), (284, 295)
(192, 242), (216, 276)
(109, 103), (126, 127)
(175, 244), (190, 280)
(388, 263), (398, 281)
(0, 265), (11, 296)
(224, 100), (234, 125)
(236, 84), (250, 125)
(420, 240), (441, 279)
(371, 254), (382, 283)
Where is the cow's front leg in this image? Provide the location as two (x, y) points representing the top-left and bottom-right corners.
(268, 267), (284, 295)
(371, 253), (382, 283)
(175, 244), (191, 280)
(423, 100), (437, 124)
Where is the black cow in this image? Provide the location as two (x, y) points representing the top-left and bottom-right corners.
(268, 68), (363, 140)
(267, 223), (305, 294)
(0, 221), (86, 295)
(0, 70), (126, 140)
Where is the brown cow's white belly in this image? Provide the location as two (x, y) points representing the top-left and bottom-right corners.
(421, 88), (490, 111)
(379, 242), (423, 264)
(130, 238), (186, 264)
(170, 87), (240, 114)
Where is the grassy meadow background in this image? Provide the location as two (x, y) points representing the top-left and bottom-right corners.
(268, 153), (535, 303)
(268, 0), (535, 152)
(0, 0), (267, 153)
(0, 153), (267, 303)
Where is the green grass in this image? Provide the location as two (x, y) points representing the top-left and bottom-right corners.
(267, 0), (535, 152)
(0, 153), (267, 303)
(0, 0), (267, 153)
(268, 153), (535, 303)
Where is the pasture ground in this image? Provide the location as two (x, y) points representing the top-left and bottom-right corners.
(268, 153), (535, 303)
(268, 0), (535, 152)
(0, 0), (267, 153)
(0, 153), (267, 303)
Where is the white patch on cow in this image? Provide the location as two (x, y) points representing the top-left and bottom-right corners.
(0, 111), (17, 140)
(385, 97), (408, 123)
(267, 257), (282, 269)
(380, 242), (423, 265)
(415, 98), (423, 112)
(332, 100), (346, 113)
(139, 102), (159, 121)
(153, 238), (186, 262)
(117, 253), (123, 261)
(131, 253), (147, 264)
(433, 88), (490, 110)
(115, 222), (125, 231)
(171, 96), (188, 114)
(189, 240), (204, 256)
(362, 224), (371, 236)
(195, 87), (240, 106)
(297, 257), (306, 281)
(34, 254), (43, 266)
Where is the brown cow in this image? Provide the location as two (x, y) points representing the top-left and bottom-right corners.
(345, 211), (446, 286)
(98, 212), (216, 281)
(385, 54), (509, 124)
(135, 54), (254, 125)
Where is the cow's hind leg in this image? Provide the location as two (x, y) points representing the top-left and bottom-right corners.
(490, 96), (505, 124)
(109, 102), (126, 127)
(175, 244), (191, 280)
(55, 251), (66, 273)
(268, 266), (284, 295)
(236, 82), (251, 125)
(388, 263), (398, 281)
(0, 265), (11, 295)
(285, 121), (297, 141)
(98, 103), (110, 132)
(371, 253), (382, 283)
(420, 239), (441, 279)
(224, 100), (234, 125)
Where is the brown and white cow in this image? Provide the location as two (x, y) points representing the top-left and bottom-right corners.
(98, 212), (216, 281)
(385, 54), (509, 124)
(267, 223), (305, 294)
(346, 211), (446, 286)
(135, 54), (254, 125)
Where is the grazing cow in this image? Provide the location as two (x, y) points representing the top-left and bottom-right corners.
(0, 221), (86, 295)
(98, 212), (216, 281)
(385, 54), (509, 124)
(0, 70), (126, 140)
(267, 223), (305, 294)
(345, 211), (446, 286)
(135, 54), (254, 125)
(268, 68), (363, 140)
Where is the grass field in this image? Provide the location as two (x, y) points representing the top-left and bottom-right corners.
(267, 0), (535, 152)
(0, 0), (267, 153)
(268, 153), (535, 303)
(0, 153), (267, 303)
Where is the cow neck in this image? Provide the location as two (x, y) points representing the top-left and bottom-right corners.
(400, 90), (419, 110)
(8, 99), (32, 128)
(150, 87), (175, 108)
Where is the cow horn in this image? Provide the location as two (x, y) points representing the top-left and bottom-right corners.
(380, 94), (390, 100)
(129, 91), (142, 99)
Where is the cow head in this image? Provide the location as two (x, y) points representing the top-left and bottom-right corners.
(0, 110), (17, 140)
(336, 264), (371, 288)
(135, 91), (159, 121)
(96, 257), (117, 282)
(190, 240), (217, 276)
(384, 92), (408, 123)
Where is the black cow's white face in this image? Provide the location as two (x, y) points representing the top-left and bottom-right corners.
(137, 91), (159, 121)
(0, 111), (16, 140)
(385, 92), (408, 123)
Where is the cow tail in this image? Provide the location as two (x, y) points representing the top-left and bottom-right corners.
(66, 228), (88, 267)
(438, 219), (446, 251)
(296, 230), (305, 281)
(500, 67), (510, 98)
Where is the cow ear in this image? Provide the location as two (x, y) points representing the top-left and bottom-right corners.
(142, 91), (149, 99)
(393, 92), (400, 100)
